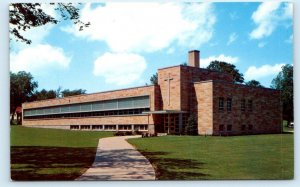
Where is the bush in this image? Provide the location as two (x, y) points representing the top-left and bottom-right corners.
(184, 115), (198, 135)
(114, 131), (125, 136)
(125, 131), (133, 136)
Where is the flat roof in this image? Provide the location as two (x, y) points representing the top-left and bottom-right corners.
(193, 80), (279, 91)
(23, 84), (156, 104)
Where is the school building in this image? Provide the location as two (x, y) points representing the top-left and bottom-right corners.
(22, 50), (282, 135)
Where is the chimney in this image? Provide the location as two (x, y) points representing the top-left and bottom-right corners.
(188, 50), (200, 68)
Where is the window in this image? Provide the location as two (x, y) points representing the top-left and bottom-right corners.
(227, 124), (232, 131)
(241, 99), (246, 111)
(248, 124), (253, 130)
(219, 125), (224, 131)
(248, 100), (253, 112)
(241, 124), (246, 131)
(219, 97), (224, 111)
(227, 98), (232, 112)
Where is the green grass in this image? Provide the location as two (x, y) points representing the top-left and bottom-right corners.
(10, 126), (113, 180)
(128, 134), (294, 180)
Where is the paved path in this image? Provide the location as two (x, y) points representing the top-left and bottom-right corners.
(77, 135), (156, 180)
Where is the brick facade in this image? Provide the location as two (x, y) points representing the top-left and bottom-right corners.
(22, 50), (282, 135)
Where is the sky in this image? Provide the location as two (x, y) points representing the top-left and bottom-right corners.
(10, 2), (293, 93)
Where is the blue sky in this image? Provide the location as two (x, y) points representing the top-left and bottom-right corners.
(10, 2), (293, 93)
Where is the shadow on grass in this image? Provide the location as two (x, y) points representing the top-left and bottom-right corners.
(11, 146), (96, 181)
(139, 151), (210, 180)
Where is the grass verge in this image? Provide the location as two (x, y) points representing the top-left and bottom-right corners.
(128, 134), (294, 180)
(10, 126), (113, 180)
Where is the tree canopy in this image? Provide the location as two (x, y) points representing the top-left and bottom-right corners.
(245, 80), (264, 88)
(207, 61), (244, 83)
(150, 73), (158, 85)
(10, 71), (87, 124)
(9, 3), (90, 44)
(32, 89), (58, 101)
(271, 64), (293, 124)
(10, 71), (38, 123)
(61, 89), (86, 97)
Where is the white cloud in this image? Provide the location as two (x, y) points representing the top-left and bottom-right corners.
(10, 44), (71, 74)
(258, 42), (267, 48)
(63, 2), (216, 53)
(200, 54), (239, 68)
(250, 2), (293, 40)
(93, 52), (147, 86)
(227, 33), (238, 45)
(244, 63), (285, 81)
(166, 48), (175, 54)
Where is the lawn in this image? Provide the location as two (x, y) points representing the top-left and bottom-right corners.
(128, 134), (294, 180)
(10, 125), (113, 180)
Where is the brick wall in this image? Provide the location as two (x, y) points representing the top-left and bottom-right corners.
(193, 82), (213, 135)
(194, 80), (282, 135)
(158, 66), (182, 110)
(23, 115), (153, 126)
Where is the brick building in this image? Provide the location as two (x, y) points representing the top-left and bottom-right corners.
(22, 50), (282, 135)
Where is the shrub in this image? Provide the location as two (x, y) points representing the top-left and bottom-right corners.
(184, 115), (198, 135)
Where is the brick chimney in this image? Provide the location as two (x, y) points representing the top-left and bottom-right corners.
(188, 50), (200, 68)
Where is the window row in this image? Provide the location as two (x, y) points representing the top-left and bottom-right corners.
(219, 124), (254, 132)
(218, 97), (253, 112)
(70, 124), (148, 131)
(24, 95), (150, 117)
(24, 108), (150, 120)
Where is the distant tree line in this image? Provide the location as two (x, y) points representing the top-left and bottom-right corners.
(10, 71), (86, 124)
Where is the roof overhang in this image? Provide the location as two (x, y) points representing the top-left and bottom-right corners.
(142, 110), (188, 114)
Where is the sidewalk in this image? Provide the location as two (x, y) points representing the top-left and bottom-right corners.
(76, 135), (156, 180)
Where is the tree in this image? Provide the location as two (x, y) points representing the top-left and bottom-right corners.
(9, 3), (90, 44)
(61, 89), (86, 97)
(271, 64), (293, 125)
(207, 61), (244, 83)
(245, 80), (264, 88)
(150, 73), (158, 85)
(10, 71), (38, 124)
(32, 89), (58, 101)
(184, 115), (198, 135)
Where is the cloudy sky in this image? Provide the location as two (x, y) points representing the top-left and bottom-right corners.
(10, 2), (293, 93)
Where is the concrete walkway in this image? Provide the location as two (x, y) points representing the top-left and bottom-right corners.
(77, 135), (156, 180)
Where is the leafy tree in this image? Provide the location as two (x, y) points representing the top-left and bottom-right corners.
(150, 73), (158, 85)
(207, 61), (244, 83)
(32, 89), (58, 101)
(10, 71), (38, 124)
(61, 89), (86, 97)
(271, 64), (293, 125)
(181, 62), (187, 66)
(9, 3), (90, 44)
(184, 115), (198, 135)
(245, 80), (264, 88)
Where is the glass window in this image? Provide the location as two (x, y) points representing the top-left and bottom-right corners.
(227, 124), (232, 131)
(219, 97), (224, 111)
(241, 99), (246, 111)
(248, 100), (253, 112)
(227, 98), (232, 112)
